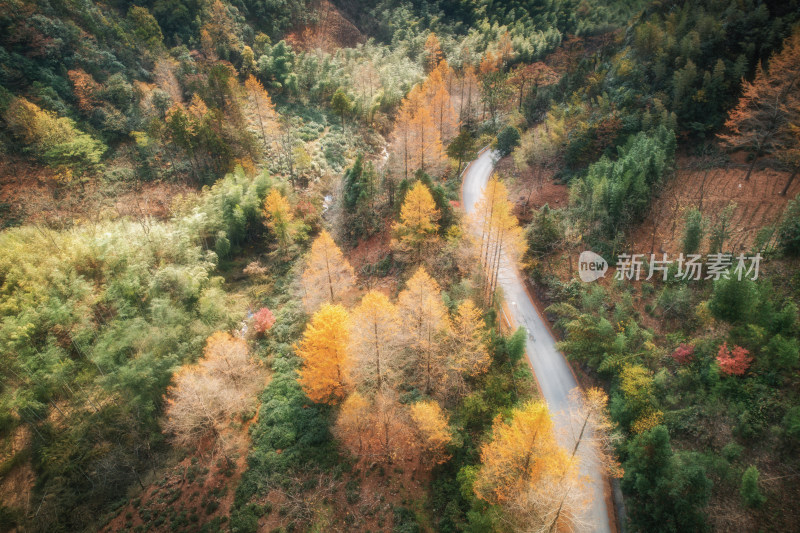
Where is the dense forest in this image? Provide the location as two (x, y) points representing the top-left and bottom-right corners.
(1, 0), (799, 531)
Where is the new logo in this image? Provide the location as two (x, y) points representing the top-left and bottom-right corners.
(578, 251), (608, 282)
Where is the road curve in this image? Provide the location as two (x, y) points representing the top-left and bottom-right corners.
(461, 149), (613, 533)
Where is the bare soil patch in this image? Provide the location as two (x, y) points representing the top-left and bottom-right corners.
(630, 155), (799, 257)
(101, 427), (252, 532)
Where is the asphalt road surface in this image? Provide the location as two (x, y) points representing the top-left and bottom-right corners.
(461, 149), (613, 533)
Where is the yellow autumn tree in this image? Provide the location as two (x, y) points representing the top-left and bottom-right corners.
(447, 299), (490, 393)
(296, 303), (352, 404)
(424, 61), (459, 142)
(388, 84), (448, 178)
(457, 64), (481, 126)
(423, 32), (444, 72)
(244, 75), (279, 151)
(410, 400), (452, 464)
(566, 387), (622, 478)
(3, 96), (105, 178)
(336, 391), (415, 463)
(619, 364), (662, 434)
(263, 188), (296, 256)
(474, 400), (581, 530)
(350, 290), (400, 392)
(389, 98), (417, 179)
(392, 181), (440, 263)
(200, 331), (265, 396)
(301, 230), (355, 312)
(372, 391), (416, 463)
(335, 391), (372, 456)
(411, 95), (447, 175)
(471, 176), (526, 304)
(397, 266), (449, 394)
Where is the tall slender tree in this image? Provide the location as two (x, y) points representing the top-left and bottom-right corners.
(296, 303), (352, 404)
(392, 181), (441, 263)
(397, 267), (448, 394)
(350, 291), (400, 392)
(301, 230), (355, 311)
(720, 28), (800, 183)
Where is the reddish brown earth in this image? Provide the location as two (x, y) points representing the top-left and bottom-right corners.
(630, 153), (799, 257)
(102, 428), (251, 532)
(251, 455), (431, 532)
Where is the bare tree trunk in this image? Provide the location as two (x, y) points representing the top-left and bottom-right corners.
(781, 167), (798, 196)
(744, 149), (760, 181)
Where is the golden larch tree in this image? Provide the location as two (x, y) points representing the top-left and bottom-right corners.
(390, 101), (416, 179)
(424, 61), (460, 142)
(719, 27), (800, 184)
(372, 391), (416, 463)
(410, 400), (452, 464)
(200, 331), (265, 399)
(411, 98), (447, 175)
(336, 391), (415, 464)
(474, 400), (582, 531)
(448, 299), (491, 389)
(263, 188), (296, 256)
(301, 229), (356, 312)
(350, 290), (400, 392)
(392, 181), (440, 263)
(471, 176), (526, 303)
(397, 266), (449, 394)
(566, 387), (622, 478)
(388, 84), (448, 177)
(244, 75), (279, 151)
(457, 64), (481, 126)
(296, 303), (352, 404)
(423, 32), (444, 72)
(335, 391), (372, 456)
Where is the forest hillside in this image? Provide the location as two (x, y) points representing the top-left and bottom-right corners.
(1, 0), (800, 532)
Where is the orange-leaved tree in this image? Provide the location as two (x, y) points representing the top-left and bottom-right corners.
(471, 175), (526, 304)
(423, 32), (444, 72)
(411, 97), (447, 175)
(397, 266), (449, 394)
(474, 400), (581, 530)
(244, 75), (279, 151)
(456, 64), (481, 127)
(424, 60), (459, 142)
(335, 391), (415, 463)
(447, 299), (490, 394)
(410, 400), (452, 464)
(389, 84), (448, 177)
(296, 303), (352, 404)
(301, 229), (355, 312)
(719, 27), (800, 184)
(335, 391), (372, 456)
(392, 181), (441, 263)
(508, 62), (559, 111)
(350, 290), (400, 392)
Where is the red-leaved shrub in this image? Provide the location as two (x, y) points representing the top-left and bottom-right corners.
(671, 343), (695, 365)
(716, 342), (752, 376)
(252, 307), (276, 336)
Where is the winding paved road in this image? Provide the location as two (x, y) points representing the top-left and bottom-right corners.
(461, 149), (613, 533)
